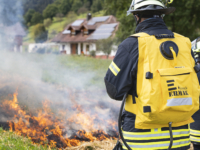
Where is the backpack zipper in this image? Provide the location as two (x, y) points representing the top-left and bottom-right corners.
(161, 73), (190, 77)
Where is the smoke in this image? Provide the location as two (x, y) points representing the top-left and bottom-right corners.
(0, 0), (120, 136)
(0, 0), (23, 26)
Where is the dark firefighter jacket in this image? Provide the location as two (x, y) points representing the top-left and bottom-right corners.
(190, 71), (200, 145)
(104, 18), (194, 150)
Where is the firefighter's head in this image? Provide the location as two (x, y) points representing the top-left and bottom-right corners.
(127, 0), (175, 25)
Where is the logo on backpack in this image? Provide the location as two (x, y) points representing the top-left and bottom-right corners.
(167, 80), (189, 97)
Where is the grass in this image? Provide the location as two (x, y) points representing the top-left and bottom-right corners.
(0, 52), (112, 88)
(57, 55), (112, 87)
(0, 128), (53, 150)
(0, 52), (113, 149)
(0, 127), (116, 150)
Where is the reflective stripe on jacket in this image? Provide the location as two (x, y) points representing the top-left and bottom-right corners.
(122, 127), (190, 150)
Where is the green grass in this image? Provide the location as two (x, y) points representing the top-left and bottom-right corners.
(0, 128), (54, 150)
(0, 52), (111, 88)
(57, 55), (112, 87)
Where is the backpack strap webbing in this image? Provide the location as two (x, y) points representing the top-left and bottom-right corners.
(131, 32), (150, 37)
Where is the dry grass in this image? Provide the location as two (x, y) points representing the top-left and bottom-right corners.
(65, 140), (116, 150)
(64, 141), (194, 150)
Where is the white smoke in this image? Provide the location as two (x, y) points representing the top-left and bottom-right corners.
(0, 0), (120, 136)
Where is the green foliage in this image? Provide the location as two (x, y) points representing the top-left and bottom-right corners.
(57, 0), (73, 15)
(164, 0), (200, 40)
(115, 14), (135, 44)
(91, 0), (103, 13)
(0, 128), (52, 149)
(90, 50), (96, 57)
(24, 9), (36, 25)
(55, 13), (64, 22)
(23, 0), (55, 14)
(72, 0), (83, 13)
(33, 24), (48, 43)
(43, 18), (52, 28)
(104, 0), (200, 41)
(31, 12), (43, 25)
(96, 37), (114, 58)
(43, 4), (58, 20)
(78, 7), (89, 15)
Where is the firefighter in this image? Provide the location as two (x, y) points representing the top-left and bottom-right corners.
(191, 38), (200, 150)
(104, 0), (199, 149)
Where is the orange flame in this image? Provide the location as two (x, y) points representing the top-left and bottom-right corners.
(0, 93), (117, 148)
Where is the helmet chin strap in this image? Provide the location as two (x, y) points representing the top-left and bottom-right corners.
(134, 14), (142, 26)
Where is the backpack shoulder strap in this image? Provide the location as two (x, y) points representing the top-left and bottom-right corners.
(173, 32), (184, 38)
(131, 32), (150, 37)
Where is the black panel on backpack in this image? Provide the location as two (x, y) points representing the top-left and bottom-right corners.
(155, 34), (174, 39)
(143, 106), (151, 113)
(146, 72), (153, 79)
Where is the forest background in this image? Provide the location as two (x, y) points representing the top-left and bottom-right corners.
(2, 0), (200, 44)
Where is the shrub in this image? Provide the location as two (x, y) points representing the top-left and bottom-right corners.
(43, 18), (52, 28)
(90, 50), (96, 57)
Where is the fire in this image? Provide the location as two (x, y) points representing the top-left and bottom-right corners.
(1, 93), (118, 148)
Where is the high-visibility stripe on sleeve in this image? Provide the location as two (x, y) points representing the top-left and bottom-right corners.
(190, 129), (200, 135)
(109, 61), (121, 76)
(190, 129), (200, 143)
(190, 135), (200, 142)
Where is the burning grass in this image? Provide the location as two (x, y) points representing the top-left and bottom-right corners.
(0, 93), (118, 149)
(0, 127), (116, 150)
(65, 140), (116, 150)
(0, 128), (53, 150)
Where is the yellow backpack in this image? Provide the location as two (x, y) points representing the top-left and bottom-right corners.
(125, 32), (199, 129)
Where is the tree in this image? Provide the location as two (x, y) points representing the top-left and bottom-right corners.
(23, 0), (55, 14)
(59, 0), (73, 15)
(43, 18), (52, 28)
(33, 23), (48, 43)
(164, 0), (200, 40)
(78, 7), (88, 15)
(104, 0), (135, 43)
(104, 0), (200, 41)
(71, 0), (83, 13)
(24, 9), (36, 25)
(43, 4), (58, 20)
(31, 12), (43, 25)
(96, 37), (115, 59)
(91, 0), (103, 13)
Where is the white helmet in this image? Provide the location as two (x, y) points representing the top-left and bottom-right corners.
(127, 0), (175, 16)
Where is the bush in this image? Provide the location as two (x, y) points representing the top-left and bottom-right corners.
(43, 4), (58, 20)
(33, 24), (48, 43)
(31, 12), (43, 25)
(77, 7), (88, 15)
(90, 50), (96, 57)
(43, 18), (52, 28)
(54, 13), (64, 22)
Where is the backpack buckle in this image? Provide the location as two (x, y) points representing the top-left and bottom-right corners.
(146, 72), (153, 79)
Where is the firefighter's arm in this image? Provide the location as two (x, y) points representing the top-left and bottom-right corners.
(104, 38), (138, 100)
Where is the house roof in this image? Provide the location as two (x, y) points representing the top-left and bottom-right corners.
(52, 15), (118, 43)
(87, 23), (118, 40)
